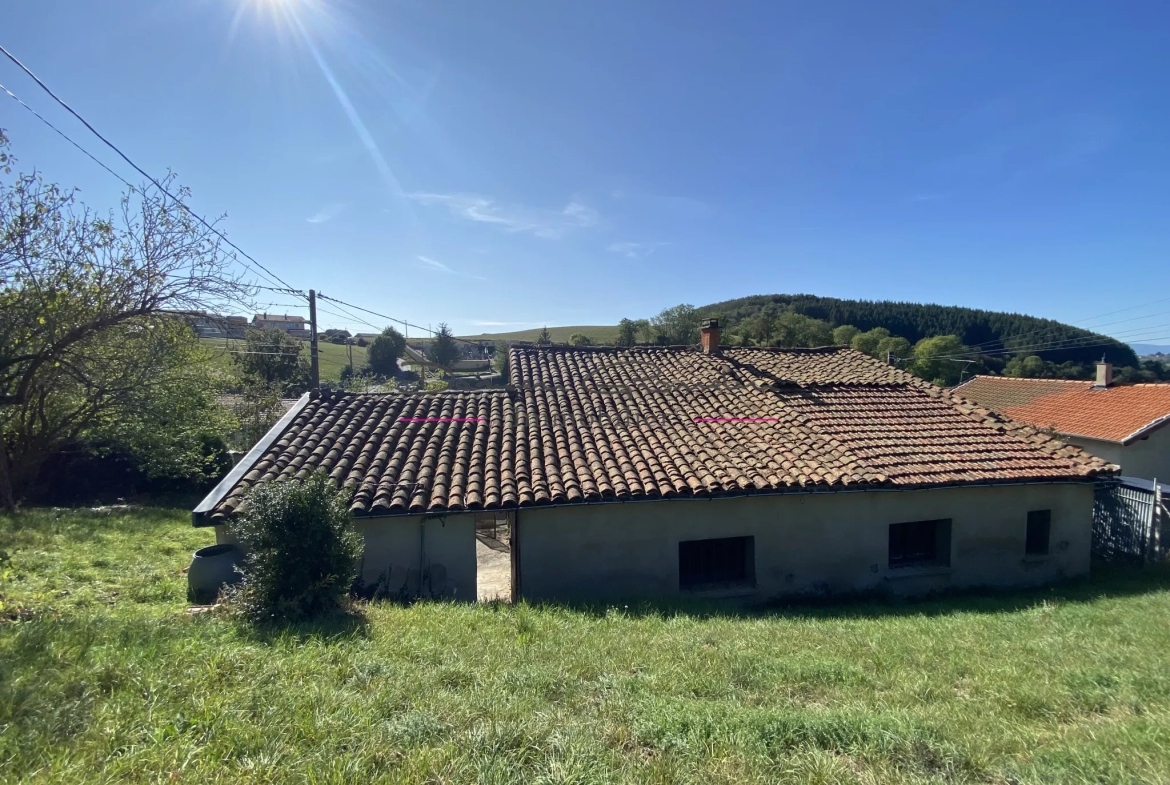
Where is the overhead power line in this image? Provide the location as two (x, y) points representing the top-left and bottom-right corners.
(954, 295), (1170, 355)
(959, 321), (1170, 358)
(926, 330), (1170, 363)
(315, 303), (382, 332)
(316, 293), (485, 348)
(1, 81), (134, 190)
(0, 43), (298, 294)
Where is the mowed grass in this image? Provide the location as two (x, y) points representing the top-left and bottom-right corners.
(199, 338), (368, 382)
(3, 510), (1170, 783)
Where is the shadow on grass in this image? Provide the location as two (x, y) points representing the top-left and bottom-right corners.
(531, 562), (1170, 622)
(235, 608), (372, 646)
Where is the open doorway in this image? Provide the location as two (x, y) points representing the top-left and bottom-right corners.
(475, 511), (513, 601)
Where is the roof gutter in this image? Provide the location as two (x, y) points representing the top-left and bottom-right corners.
(191, 392), (312, 527)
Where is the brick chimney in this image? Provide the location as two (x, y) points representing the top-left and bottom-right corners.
(700, 318), (720, 354)
(1094, 360), (1113, 389)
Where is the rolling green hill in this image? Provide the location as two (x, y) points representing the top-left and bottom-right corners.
(457, 325), (621, 344)
(461, 294), (1136, 368)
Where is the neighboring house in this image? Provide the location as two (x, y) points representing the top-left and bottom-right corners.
(225, 315), (248, 339)
(954, 365), (1170, 483)
(194, 321), (1113, 603)
(168, 310), (232, 338)
(252, 313), (309, 339)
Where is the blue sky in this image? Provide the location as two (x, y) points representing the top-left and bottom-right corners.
(3, 1), (1169, 342)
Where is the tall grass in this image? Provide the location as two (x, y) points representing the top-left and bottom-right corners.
(2, 507), (1170, 783)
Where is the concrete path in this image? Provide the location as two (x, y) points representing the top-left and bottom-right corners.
(476, 536), (511, 602)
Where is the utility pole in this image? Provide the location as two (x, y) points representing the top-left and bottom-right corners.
(308, 289), (320, 392)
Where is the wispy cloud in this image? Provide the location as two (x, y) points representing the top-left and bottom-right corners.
(607, 241), (668, 259)
(306, 203), (347, 223)
(415, 255), (486, 280)
(409, 192), (599, 239)
(906, 193), (944, 203)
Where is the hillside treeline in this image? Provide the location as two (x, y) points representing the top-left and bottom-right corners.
(697, 294), (1138, 367)
(610, 295), (1167, 386)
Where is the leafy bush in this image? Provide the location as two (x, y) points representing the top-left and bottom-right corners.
(366, 326), (406, 377)
(226, 472), (362, 622)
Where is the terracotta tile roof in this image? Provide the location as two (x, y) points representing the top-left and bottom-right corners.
(955, 376), (1170, 443)
(508, 346), (1110, 500)
(202, 347), (1113, 522)
(950, 376), (1088, 412)
(724, 346), (928, 387)
(210, 390), (520, 522)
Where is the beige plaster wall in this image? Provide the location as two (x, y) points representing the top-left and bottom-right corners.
(1068, 427), (1170, 483)
(214, 514), (477, 602)
(355, 515), (476, 601)
(515, 483), (1094, 603)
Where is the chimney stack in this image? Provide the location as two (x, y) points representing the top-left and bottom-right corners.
(700, 318), (720, 354)
(1094, 360), (1113, 389)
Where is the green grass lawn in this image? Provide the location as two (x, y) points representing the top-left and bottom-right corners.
(3, 508), (1170, 784)
(199, 338), (368, 383)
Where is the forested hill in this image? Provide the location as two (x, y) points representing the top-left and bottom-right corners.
(698, 294), (1137, 367)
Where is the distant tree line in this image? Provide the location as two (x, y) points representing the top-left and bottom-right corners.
(602, 294), (1166, 386)
(695, 294), (1138, 367)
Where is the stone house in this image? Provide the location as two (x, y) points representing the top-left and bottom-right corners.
(194, 322), (1113, 603)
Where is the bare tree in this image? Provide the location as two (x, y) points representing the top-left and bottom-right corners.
(0, 131), (253, 508)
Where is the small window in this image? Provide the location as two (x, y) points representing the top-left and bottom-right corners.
(1026, 510), (1051, 556)
(679, 536), (754, 591)
(889, 519), (950, 568)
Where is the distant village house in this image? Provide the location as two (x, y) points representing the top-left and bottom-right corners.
(168, 310), (247, 339)
(252, 313), (310, 339)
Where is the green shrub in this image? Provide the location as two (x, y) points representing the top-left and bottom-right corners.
(226, 472), (362, 622)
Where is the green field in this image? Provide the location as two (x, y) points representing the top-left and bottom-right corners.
(199, 338), (368, 382)
(458, 324), (621, 344)
(3, 507), (1170, 783)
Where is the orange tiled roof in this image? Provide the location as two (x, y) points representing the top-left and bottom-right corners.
(955, 376), (1170, 443)
(204, 347), (1113, 521)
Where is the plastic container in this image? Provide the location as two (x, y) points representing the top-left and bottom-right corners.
(187, 543), (243, 604)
